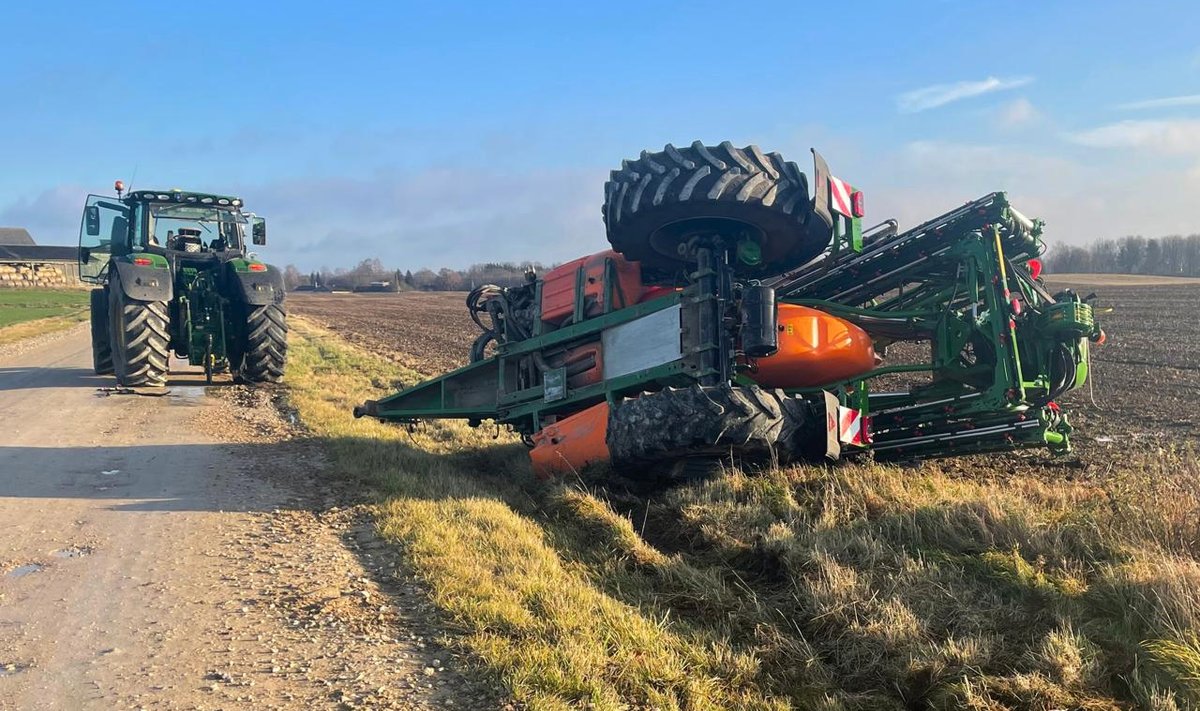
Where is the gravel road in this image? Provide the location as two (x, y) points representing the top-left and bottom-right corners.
(0, 325), (507, 710)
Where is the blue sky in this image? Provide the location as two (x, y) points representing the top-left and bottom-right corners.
(2, 2), (1198, 271)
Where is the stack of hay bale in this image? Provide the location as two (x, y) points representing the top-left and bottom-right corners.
(0, 264), (72, 288)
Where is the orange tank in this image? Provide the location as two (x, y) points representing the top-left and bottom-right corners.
(747, 304), (876, 388)
(540, 250), (643, 326)
(529, 403), (611, 479)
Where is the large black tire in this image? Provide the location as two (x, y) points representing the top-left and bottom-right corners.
(234, 303), (287, 384)
(603, 142), (832, 279)
(108, 273), (169, 387)
(606, 384), (818, 476)
(89, 288), (113, 375)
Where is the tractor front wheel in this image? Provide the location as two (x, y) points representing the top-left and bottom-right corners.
(90, 288), (113, 375)
(108, 274), (170, 387)
(234, 303), (287, 384)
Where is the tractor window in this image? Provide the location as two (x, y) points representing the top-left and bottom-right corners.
(79, 194), (130, 283)
(145, 204), (245, 253)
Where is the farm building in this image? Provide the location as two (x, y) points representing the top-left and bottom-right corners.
(0, 227), (80, 288)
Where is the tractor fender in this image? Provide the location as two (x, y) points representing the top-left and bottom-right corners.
(111, 259), (173, 302)
(226, 262), (286, 306)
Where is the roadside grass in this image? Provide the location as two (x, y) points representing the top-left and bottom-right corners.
(0, 289), (90, 346)
(0, 288), (90, 328)
(287, 318), (1200, 710)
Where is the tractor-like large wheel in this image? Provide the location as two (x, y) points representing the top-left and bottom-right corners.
(606, 384), (818, 477)
(234, 303), (287, 384)
(603, 141), (832, 280)
(89, 288), (113, 375)
(108, 274), (170, 387)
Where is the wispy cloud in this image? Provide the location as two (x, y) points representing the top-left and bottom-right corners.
(996, 98), (1040, 128)
(238, 167), (605, 270)
(1116, 94), (1200, 110)
(0, 184), (88, 244)
(896, 76), (1033, 113)
(1067, 119), (1200, 154)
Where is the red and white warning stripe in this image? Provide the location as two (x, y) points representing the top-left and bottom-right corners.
(837, 406), (868, 445)
(829, 175), (853, 217)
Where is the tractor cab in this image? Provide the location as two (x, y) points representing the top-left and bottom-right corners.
(80, 187), (267, 281)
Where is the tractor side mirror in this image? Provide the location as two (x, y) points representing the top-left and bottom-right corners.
(252, 217), (267, 246)
(85, 206), (101, 236)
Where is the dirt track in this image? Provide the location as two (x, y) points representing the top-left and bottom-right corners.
(0, 326), (503, 709)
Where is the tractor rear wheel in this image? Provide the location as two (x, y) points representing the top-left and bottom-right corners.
(606, 384), (818, 478)
(89, 288), (113, 375)
(234, 303), (287, 384)
(603, 142), (832, 280)
(108, 274), (169, 387)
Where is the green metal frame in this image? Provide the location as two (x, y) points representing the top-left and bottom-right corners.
(366, 285), (689, 434)
(769, 192), (1097, 457)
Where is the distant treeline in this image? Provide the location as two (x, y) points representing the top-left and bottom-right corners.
(288, 234), (1200, 290)
(281, 258), (549, 292)
(1045, 234), (1200, 277)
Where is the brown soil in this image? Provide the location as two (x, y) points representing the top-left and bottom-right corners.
(1047, 278), (1200, 457)
(288, 292), (475, 374)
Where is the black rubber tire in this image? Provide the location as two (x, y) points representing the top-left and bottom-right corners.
(606, 384), (817, 475)
(89, 288), (113, 375)
(603, 141), (831, 278)
(235, 303), (287, 384)
(109, 273), (169, 387)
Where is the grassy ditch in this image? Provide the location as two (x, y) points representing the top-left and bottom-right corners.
(287, 318), (1200, 710)
(0, 289), (90, 345)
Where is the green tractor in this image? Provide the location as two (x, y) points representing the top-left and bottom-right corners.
(78, 182), (288, 387)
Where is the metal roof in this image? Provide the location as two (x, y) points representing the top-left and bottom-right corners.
(0, 245), (79, 262)
(0, 227), (35, 246)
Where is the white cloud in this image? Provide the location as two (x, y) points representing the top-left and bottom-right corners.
(896, 76), (1033, 113)
(900, 140), (1078, 181)
(0, 185), (88, 244)
(1116, 94), (1200, 110)
(997, 97), (1040, 127)
(862, 138), (1200, 247)
(239, 167), (606, 270)
(1067, 119), (1200, 154)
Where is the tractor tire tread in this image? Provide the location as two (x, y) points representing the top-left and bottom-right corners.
(111, 285), (169, 387)
(606, 384), (815, 475)
(238, 303), (287, 383)
(603, 142), (824, 277)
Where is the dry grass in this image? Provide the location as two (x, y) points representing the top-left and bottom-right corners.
(286, 318), (1200, 710)
(0, 312), (89, 348)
